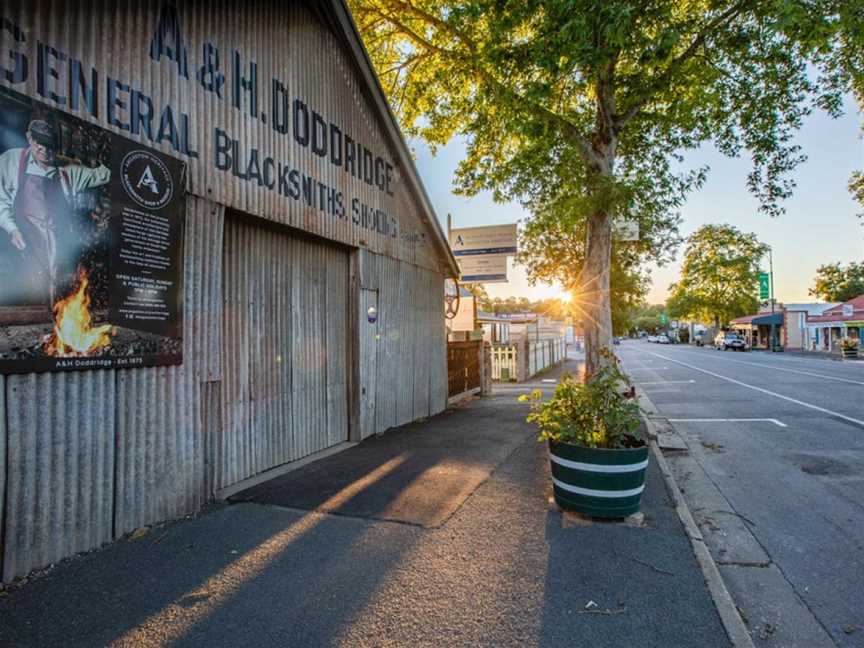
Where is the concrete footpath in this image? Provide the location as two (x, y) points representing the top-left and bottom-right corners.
(0, 360), (731, 647)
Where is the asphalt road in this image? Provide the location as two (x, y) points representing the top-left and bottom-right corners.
(618, 341), (864, 647)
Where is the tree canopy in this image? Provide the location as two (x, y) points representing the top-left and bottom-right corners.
(350, 0), (864, 375)
(667, 224), (768, 327)
(809, 262), (864, 303)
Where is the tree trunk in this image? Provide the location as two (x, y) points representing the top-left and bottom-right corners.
(583, 208), (614, 379)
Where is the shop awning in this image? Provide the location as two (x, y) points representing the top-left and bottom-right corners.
(730, 312), (783, 327)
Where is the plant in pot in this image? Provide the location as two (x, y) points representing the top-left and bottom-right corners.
(839, 337), (859, 359)
(521, 355), (648, 518)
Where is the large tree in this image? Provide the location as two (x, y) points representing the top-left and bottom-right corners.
(667, 224), (768, 328)
(350, 0), (863, 377)
(516, 198), (669, 335)
(809, 262), (864, 303)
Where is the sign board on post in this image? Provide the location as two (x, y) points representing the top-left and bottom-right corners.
(759, 272), (771, 300)
(613, 220), (639, 241)
(842, 304), (854, 317)
(659, 313), (669, 326)
(449, 224), (517, 257)
(456, 255), (508, 283)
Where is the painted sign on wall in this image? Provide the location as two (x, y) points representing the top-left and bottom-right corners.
(0, 87), (185, 374)
(0, 1), (438, 270)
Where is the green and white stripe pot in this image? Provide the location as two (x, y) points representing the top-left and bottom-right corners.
(549, 440), (649, 518)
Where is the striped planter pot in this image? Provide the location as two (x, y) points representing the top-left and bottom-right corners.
(549, 441), (649, 518)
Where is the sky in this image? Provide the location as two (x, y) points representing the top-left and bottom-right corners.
(411, 96), (864, 306)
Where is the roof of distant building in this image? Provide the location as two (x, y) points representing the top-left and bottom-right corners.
(784, 302), (840, 315)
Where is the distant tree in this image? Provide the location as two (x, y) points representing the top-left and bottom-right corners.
(667, 224), (768, 329)
(464, 283), (492, 310)
(351, 0), (863, 378)
(809, 262), (864, 303)
(630, 303), (666, 334)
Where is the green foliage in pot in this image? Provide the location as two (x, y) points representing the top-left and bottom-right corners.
(840, 337), (859, 351)
(520, 359), (642, 449)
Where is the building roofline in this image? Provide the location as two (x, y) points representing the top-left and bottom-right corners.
(324, 0), (459, 277)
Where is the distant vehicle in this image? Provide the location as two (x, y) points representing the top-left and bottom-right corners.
(714, 331), (746, 351)
(694, 332), (705, 347)
(647, 335), (658, 343)
(613, 337), (621, 345)
(656, 334), (671, 344)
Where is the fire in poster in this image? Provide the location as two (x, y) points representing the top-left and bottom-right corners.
(0, 87), (185, 374)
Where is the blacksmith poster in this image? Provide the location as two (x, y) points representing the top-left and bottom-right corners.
(0, 86), (185, 374)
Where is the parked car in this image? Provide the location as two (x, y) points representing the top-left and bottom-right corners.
(714, 331), (746, 351)
(656, 334), (671, 344)
(647, 335), (658, 343)
(694, 332), (705, 346)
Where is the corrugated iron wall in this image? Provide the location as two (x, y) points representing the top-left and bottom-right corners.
(1, 196), (224, 581)
(218, 216), (350, 491)
(3, 371), (116, 581)
(359, 250), (446, 435)
(0, 0), (448, 275)
(0, 1), (452, 582)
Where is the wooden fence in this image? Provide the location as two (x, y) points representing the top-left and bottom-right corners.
(447, 340), (482, 398)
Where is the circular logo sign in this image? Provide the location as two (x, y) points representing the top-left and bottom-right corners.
(120, 150), (174, 210)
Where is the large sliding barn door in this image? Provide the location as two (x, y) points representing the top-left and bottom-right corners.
(219, 216), (349, 488)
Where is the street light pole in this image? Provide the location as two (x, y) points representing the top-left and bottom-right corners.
(768, 246), (778, 351)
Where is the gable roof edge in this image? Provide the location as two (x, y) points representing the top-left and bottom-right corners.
(324, 0), (459, 278)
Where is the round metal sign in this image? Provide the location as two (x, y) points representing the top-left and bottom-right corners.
(444, 277), (460, 320)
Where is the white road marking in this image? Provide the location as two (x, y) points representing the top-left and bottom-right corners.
(639, 380), (695, 385)
(639, 350), (864, 430)
(541, 379), (557, 383)
(668, 418), (788, 428)
(670, 349), (864, 385)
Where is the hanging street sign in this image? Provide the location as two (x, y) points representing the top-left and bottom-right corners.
(456, 255), (508, 283)
(613, 220), (640, 241)
(759, 272), (771, 300)
(449, 224), (517, 257)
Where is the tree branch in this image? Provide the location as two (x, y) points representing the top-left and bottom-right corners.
(615, 0), (755, 127)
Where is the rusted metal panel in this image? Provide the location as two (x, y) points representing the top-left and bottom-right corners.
(3, 371), (115, 581)
(0, 0), (456, 276)
(218, 217), (349, 490)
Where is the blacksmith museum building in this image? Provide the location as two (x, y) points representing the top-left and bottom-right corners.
(0, 0), (458, 580)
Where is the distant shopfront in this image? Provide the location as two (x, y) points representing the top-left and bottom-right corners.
(730, 312), (783, 349)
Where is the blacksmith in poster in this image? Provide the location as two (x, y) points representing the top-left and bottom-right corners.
(0, 86), (185, 374)
(0, 119), (110, 306)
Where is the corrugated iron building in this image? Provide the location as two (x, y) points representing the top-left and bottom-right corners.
(0, 0), (458, 581)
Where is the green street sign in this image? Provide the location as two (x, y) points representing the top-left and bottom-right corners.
(659, 313), (668, 325)
(759, 272), (770, 300)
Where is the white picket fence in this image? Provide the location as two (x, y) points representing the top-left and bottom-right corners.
(491, 337), (566, 381)
(528, 338), (566, 377)
(490, 345), (518, 381)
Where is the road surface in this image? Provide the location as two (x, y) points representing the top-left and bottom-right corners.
(618, 341), (864, 647)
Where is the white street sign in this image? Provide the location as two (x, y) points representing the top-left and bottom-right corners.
(457, 255), (508, 283)
(449, 224), (517, 257)
(613, 220), (639, 241)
